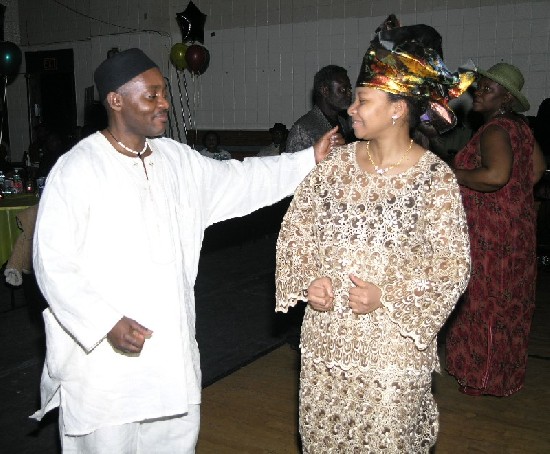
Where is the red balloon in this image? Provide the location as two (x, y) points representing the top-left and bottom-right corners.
(185, 44), (210, 75)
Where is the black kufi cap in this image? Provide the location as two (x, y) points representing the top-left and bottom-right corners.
(93, 48), (158, 100)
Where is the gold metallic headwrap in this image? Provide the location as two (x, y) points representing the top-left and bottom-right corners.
(357, 17), (475, 133)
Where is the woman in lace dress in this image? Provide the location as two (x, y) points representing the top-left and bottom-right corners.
(275, 17), (473, 452)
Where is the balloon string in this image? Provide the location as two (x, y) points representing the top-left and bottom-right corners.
(164, 76), (182, 142)
(175, 71), (189, 145)
(0, 75), (7, 147)
(163, 77), (174, 139)
(181, 72), (197, 145)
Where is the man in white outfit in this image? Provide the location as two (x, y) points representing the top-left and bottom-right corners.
(31, 48), (339, 453)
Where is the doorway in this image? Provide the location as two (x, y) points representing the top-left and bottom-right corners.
(25, 49), (77, 143)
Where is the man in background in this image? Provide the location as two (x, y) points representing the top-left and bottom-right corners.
(286, 64), (355, 153)
(257, 122), (289, 156)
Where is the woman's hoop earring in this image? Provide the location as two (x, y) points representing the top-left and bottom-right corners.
(392, 115), (398, 126)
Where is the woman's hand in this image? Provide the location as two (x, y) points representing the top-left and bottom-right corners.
(348, 274), (382, 315)
(306, 277), (334, 311)
(313, 127), (344, 164)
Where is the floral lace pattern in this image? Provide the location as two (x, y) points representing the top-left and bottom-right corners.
(276, 143), (470, 451)
(300, 359), (438, 453)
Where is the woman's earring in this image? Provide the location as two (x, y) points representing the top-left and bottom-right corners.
(392, 115), (398, 126)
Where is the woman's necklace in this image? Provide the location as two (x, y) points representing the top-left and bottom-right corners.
(107, 129), (148, 157)
(365, 139), (413, 175)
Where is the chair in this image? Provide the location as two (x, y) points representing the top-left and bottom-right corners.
(3, 204), (39, 310)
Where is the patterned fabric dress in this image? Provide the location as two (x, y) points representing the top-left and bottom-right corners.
(275, 143), (470, 452)
(445, 116), (537, 396)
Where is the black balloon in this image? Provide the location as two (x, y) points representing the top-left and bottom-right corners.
(0, 41), (22, 77)
(176, 1), (207, 44)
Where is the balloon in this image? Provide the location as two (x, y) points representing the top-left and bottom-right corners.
(176, 1), (207, 44)
(185, 44), (210, 75)
(0, 41), (22, 77)
(170, 43), (188, 71)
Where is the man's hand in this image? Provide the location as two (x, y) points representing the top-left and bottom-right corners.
(348, 274), (382, 315)
(313, 127), (345, 164)
(107, 316), (153, 354)
(306, 277), (334, 312)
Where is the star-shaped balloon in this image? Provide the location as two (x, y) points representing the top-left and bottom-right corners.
(176, 1), (207, 44)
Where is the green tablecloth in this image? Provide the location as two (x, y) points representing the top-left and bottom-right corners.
(0, 194), (39, 265)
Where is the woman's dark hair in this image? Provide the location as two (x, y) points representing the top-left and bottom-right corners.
(387, 93), (427, 132)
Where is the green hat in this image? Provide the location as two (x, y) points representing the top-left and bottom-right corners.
(477, 62), (530, 112)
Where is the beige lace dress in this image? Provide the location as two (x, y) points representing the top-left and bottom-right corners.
(275, 142), (470, 453)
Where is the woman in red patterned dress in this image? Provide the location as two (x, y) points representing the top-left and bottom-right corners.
(446, 63), (546, 396)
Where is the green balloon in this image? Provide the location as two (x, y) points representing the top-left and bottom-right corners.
(0, 41), (22, 77)
(170, 43), (188, 71)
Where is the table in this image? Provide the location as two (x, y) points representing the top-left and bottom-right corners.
(0, 194), (39, 265)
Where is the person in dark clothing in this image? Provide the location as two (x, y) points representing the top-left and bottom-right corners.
(534, 98), (550, 160)
(285, 65), (355, 153)
(38, 132), (68, 177)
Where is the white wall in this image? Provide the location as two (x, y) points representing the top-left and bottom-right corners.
(5, 0), (550, 161)
(189, 0), (550, 131)
(2, 0), (20, 42)
(7, 0), (175, 160)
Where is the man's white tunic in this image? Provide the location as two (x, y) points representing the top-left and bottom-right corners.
(31, 132), (315, 435)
